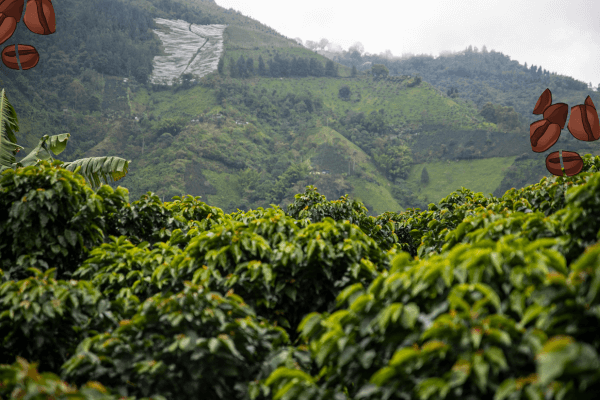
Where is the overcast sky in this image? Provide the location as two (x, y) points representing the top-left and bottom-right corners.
(215, 0), (600, 89)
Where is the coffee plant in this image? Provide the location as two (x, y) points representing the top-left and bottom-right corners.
(2, 155), (600, 399)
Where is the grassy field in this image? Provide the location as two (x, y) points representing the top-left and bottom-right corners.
(406, 156), (517, 206)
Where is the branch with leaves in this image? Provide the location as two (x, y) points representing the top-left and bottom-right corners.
(0, 89), (131, 189)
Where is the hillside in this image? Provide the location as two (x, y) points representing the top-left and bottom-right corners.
(1, 0), (597, 215)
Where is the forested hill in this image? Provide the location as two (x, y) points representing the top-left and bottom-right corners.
(328, 46), (600, 128)
(1, 0), (599, 216)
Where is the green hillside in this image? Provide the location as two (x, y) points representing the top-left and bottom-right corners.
(1, 0), (596, 216)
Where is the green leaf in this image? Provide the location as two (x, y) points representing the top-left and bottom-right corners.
(360, 350), (376, 369)
(377, 302), (403, 331)
(336, 283), (364, 306)
(298, 313), (322, 338)
(64, 229), (78, 247)
(518, 303), (544, 328)
(401, 303), (419, 329)
(356, 384), (380, 399)
(208, 337), (220, 353)
(494, 379), (516, 400)
(0, 89), (23, 170)
(265, 367), (315, 386)
(390, 347), (419, 368)
(369, 367), (395, 386)
(417, 377), (447, 400)
(473, 353), (489, 391)
(47, 133), (70, 156)
(19, 135), (54, 167)
(62, 156), (131, 190)
(220, 335), (244, 360)
(285, 287), (297, 302)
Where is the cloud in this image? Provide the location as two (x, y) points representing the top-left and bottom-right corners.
(215, 0), (600, 87)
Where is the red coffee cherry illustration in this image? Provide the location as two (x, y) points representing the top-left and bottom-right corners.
(1, 43), (39, 69)
(567, 96), (600, 142)
(533, 88), (552, 114)
(24, 0), (54, 35)
(530, 119), (561, 152)
(0, 0), (24, 45)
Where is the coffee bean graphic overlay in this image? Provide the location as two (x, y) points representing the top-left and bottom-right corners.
(533, 89), (600, 177)
(0, 0), (24, 44)
(24, 0), (55, 35)
(530, 119), (561, 152)
(562, 151), (584, 176)
(1, 43), (39, 69)
(545, 151), (563, 176)
(1, 43), (17, 68)
(567, 96), (600, 142)
(16, 43), (38, 69)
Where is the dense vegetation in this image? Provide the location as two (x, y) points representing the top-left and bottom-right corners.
(328, 45), (600, 128)
(3, 0), (598, 218)
(2, 151), (600, 399)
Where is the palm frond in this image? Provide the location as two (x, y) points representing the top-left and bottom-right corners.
(0, 88), (23, 170)
(61, 156), (131, 189)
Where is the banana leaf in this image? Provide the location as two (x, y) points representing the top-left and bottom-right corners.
(18, 133), (71, 167)
(0, 88), (23, 172)
(61, 156), (131, 189)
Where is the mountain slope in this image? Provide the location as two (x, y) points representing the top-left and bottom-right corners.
(2, 0), (597, 216)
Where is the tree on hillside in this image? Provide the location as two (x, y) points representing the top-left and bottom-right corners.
(338, 85), (351, 101)
(271, 163), (309, 202)
(305, 40), (318, 51)
(229, 57), (237, 78)
(480, 102), (497, 123)
(421, 166), (430, 185)
(246, 57), (255, 76)
(237, 56), (247, 78)
(318, 38), (329, 51)
(371, 64), (389, 80)
(217, 57), (225, 75)
(309, 58), (324, 77)
(325, 60), (337, 77)
(258, 56), (267, 76)
(180, 73), (194, 89)
(447, 87), (459, 98)
(349, 42), (364, 56)
(351, 65), (357, 77)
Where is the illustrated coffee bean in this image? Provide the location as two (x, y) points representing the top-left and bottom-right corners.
(0, 0), (24, 45)
(17, 43), (38, 69)
(530, 119), (561, 152)
(1, 43), (39, 69)
(567, 96), (600, 142)
(545, 151), (562, 176)
(533, 88), (552, 115)
(1, 43), (17, 68)
(562, 150), (584, 176)
(23, 0), (54, 35)
(542, 102), (568, 129)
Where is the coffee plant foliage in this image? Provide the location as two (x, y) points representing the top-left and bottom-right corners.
(2, 156), (600, 399)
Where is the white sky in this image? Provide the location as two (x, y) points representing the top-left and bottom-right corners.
(215, 0), (600, 89)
